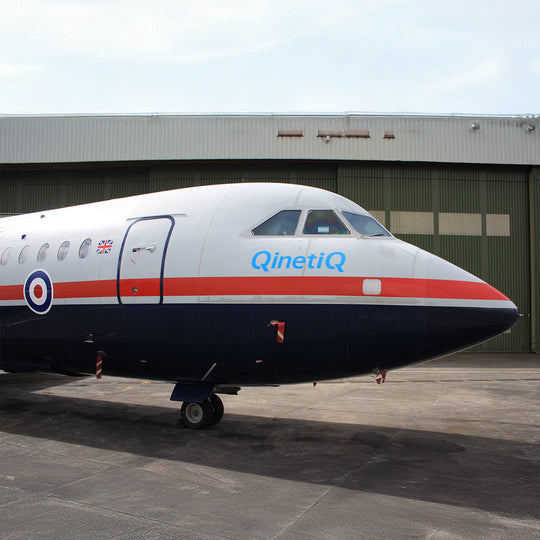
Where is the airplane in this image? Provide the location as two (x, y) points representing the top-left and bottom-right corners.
(0, 182), (518, 428)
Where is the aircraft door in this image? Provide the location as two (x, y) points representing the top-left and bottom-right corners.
(118, 216), (175, 304)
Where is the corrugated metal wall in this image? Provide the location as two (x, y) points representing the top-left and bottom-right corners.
(148, 163), (338, 191)
(530, 168), (540, 353)
(2, 114), (539, 166)
(0, 167), (149, 215)
(0, 160), (534, 351)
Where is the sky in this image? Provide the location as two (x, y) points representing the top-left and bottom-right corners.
(1, 0), (539, 115)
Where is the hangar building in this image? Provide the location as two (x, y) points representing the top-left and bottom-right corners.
(1, 113), (538, 353)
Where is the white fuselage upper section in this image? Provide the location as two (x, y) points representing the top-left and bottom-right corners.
(0, 183), (514, 311)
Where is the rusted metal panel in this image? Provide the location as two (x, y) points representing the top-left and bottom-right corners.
(277, 130), (303, 137)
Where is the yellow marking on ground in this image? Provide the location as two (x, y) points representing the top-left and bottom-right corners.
(1, 421), (24, 430)
(119, 381), (150, 392)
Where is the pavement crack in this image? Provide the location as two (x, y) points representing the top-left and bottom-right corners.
(272, 485), (335, 540)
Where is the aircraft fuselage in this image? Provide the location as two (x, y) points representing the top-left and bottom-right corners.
(0, 183), (518, 427)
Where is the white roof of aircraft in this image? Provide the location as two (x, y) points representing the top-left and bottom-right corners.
(1, 113), (538, 166)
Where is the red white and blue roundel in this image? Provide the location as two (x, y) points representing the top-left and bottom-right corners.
(24, 270), (54, 314)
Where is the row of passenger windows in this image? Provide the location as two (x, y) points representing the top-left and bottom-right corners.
(252, 209), (391, 237)
(0, 238), (93, 266)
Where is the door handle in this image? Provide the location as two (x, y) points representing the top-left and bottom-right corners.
(132, 245), (156, 253)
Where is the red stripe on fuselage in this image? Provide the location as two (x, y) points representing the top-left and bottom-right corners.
(165, 277), (507, 300)
(425, 279), (506, 300)
(0, 284), (22, 300)
(119, 279), (161, 298)
(54, 279), (117, 298)
(0, 276), (510, 302)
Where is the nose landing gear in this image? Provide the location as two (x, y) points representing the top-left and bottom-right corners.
(177, 393), (224, 429)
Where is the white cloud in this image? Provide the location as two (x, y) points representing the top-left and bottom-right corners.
(420, 56), (507, 96)
(2, 1), (267, 60)
(1, 0), (538, 114)
(0, 0), (413, 64)
(0, 63), (41, 79)
(531, 58), (540, 75)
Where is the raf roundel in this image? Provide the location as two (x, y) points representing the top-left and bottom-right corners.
(24, 270), (54, 314)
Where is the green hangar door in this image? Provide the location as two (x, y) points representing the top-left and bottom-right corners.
(435, 168), (530, 352)
(338, 165), (531, 352)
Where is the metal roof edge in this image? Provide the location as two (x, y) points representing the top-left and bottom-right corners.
(1, 112), (538, 120)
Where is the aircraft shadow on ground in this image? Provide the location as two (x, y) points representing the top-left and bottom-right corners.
(1, 373), (538, 521)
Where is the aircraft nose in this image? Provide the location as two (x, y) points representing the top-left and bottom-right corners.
(423, 255), (519, 357)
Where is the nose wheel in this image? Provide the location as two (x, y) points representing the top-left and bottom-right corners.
(177, 393), (224, 429)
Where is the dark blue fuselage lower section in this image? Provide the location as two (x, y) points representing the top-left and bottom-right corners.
(0, 303), (518, 384)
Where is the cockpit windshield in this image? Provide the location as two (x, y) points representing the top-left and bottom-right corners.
(252, 210), (301, 236)
(342, 211), (391, 237)
(303, 210), (349, 235)
(251, 208), (390, 238)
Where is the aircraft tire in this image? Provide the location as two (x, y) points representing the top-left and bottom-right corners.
(180, 399), (214, 429)
(208, 394), (224, 426)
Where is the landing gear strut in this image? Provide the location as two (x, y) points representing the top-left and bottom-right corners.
(178, 393), (224, 429)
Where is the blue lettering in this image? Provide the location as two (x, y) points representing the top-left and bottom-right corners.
(278, 255), (292, 269)
(325, 252), (346, 272)
(252, 251), (271, 272)
(252, 251), (346, 272)
(292, 256), (306, 269)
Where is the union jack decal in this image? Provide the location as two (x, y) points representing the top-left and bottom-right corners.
(96, 240), (113, 254)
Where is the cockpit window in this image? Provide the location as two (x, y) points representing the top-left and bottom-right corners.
(303, 210), (349, 235)
(342, 211), (391, 237)
(252, 210), (301, 236)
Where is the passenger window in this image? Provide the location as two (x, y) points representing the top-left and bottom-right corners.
(57, 241), (70, 261)
(18, 245), (31, 264)
(303, 210), (349, 235)
(79, 238), (92, 259)
(37, 243), (50, 262)
(1, 247), (12, 266)
(252, 210), (301, 236)
(343, 211), (391, 237)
